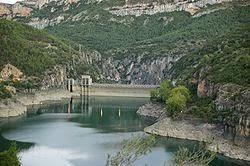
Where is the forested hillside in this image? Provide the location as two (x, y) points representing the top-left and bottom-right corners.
(0, 19), (77, 76)
(1, 0), (249, 85)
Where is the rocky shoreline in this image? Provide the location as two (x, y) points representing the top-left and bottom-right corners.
(137, 103), (250, 162)
(0, 89), (79, 118)
(0, 87), (152, 118)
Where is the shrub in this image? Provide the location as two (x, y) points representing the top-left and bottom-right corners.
(150, 88), (161, 101)
(166, 93), (187, 118)
(0, 143), (20, 166)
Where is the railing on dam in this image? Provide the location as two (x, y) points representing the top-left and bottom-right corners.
(91, 83), (159, 89)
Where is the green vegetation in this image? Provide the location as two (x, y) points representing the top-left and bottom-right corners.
(0, 83), (12, 99)
(188, 97), (216, 122)
(171, 146), (216, 166)
(106, 135), (215, 166)
(172, 24), (250, 87)
(0, 75), (37, 99)
(8, 1), (250, 87)
(0, 143), (20, 166)
(32, 1), (249, 86)
(106, 135), (156, 166)
(150, 80), (173, 102)
(150, 80), (220, 121)
(0, 19), (76, 77)
(150, 80), (190, 118)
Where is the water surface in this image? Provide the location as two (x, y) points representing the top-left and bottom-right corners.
(0, 96), (246, 166)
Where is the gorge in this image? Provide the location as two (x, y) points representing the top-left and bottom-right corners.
(0, 0), (249, 165)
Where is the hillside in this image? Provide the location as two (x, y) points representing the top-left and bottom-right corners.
(0, 0), (249, 86)
(0, 19), (77, 77)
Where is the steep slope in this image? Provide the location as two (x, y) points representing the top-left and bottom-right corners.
(0, 0), (249, 85)
(39, 1), (249, 84)
(0, 19), (76, 77)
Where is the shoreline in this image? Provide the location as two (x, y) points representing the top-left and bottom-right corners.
(0, 88), (151, 118)
(137, 103), (250, 162)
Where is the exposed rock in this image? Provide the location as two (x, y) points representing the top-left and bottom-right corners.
(215, 84), (250, 146)
(28, 15), (65, 29)
(107, 0), (233, 16)
(0, 98), (27, 117)
(137, 102), (166, 121)
(0, 2), (33, 18)
(0, 63), (24, 81)
(41, 65), (67, 89)
(99, 54), (183, 84)
(144, 116), (250, 161)
(12, 3), (32, 17)
(0, 4), (11, 17)
(0, 89), (76, 118)
(5, 86), (16, 95)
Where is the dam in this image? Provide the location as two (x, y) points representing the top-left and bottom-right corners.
(67, 75), (159, 97)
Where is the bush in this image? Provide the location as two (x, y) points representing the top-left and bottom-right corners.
(0, 143), (20, 166)
(0, 83), (12, 99)
(150, 80), (173, 102)
(150, 88), (161, 101)
(166, 86), (190, 118)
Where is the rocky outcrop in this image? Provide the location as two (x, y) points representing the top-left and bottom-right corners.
(196, 66), (219, 98)
(137, 103), (166, 121)
(27, 15), (65, 29)
(0, 63), (24, 81)
(145, 116), (250, 161)
(0, 2), (33, 18)
(99, 54), (182, 84)
(194, 65), (250, 146)
(0, 89), (77, 118)
(138, 103), (250, 161)
(0, 98), (27, 117)
(107, 0), (233, 16)
(215, 84), (250, 146)
(41, 65), (67, 89)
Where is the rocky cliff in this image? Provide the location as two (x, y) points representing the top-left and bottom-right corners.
(195, 66), (250, 146)
(107, 0), (232, 16)
(0, 2), (33, 18)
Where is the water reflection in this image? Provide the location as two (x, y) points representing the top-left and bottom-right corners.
(0, 97), (248, 166)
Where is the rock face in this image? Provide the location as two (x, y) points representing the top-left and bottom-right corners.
(0, 2), (33, 18)
(215, 84), (250, 146)
(137, 102), (166, 121)
(107, 0), (232, 16)
(144, 116), (250, 161)
(97, 53), (183, 84)
(196, 66), (218, 98)
(0, 63), (24, 81)
(0, 98), (27, 117)
(41, 65), (67, 89)
(194, 65), (250, 147)
(139, 103), (250, 161)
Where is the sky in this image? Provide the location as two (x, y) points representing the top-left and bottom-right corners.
(0, 0), (21, 4)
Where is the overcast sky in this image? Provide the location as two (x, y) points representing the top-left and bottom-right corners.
(0, 0), (21, 4)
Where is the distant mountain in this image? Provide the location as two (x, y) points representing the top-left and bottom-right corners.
(0, 0), (249, 86)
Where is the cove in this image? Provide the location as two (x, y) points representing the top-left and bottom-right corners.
(0, 97), (244, 166)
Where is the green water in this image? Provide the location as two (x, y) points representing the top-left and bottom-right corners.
(0, 96), (247, 166)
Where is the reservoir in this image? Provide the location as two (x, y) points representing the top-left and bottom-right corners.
(0, 97), (246, 166)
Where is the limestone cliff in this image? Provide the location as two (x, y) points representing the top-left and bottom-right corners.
(0, 2), (33, 18)
(107, 0), (233, 16)
(194, 66), (250, 146)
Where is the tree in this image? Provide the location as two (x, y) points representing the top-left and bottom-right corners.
(106, 135), (156, 166)
(166, 86), (190, 118)
(170, 86), (190, 101)
(166, 93), (187, 118)
(0, 143), (20, 166)
(159, 80), (173, 101)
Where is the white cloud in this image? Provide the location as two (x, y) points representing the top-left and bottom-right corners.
(0, 0), (21, 4)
